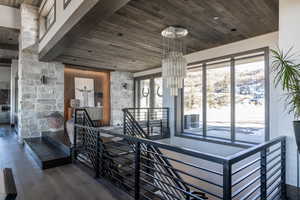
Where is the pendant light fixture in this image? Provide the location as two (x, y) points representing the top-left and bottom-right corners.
(161, 26), (188, 96)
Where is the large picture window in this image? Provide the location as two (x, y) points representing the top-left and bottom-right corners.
(183, 48), (269, 144)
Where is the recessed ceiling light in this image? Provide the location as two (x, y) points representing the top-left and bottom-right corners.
(213, 17), (219, 20)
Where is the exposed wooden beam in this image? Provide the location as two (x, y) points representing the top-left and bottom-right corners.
(39, 0), (131, 62)
(0, 43), (18, 51)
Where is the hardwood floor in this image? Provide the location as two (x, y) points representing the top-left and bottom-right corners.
(0, 125), (123, 200)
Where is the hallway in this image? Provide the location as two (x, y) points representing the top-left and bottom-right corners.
(0, 126), (121, 200)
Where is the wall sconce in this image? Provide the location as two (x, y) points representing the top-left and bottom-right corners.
(40, 75), (47, 84)
(121, 83), (128, 89)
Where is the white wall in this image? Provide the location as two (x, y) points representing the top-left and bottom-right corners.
(0, 5), (20, 29)
(278, 0), (300, 187)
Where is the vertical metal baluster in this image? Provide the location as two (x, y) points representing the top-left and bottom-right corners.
(95, 130), (100, 178)
(147, 109), (150, 137)
(123, 109), (127, 135)
(281, 139), (286, 198)
(223, 162), (232, 200)
(261, 149), (267, 200)
(135, 142), (141, 200)
(82, 112), (86, 149)
(73, 109), (78, 161)
(160, 119), (163, 138)
(167, 108), (170, 137)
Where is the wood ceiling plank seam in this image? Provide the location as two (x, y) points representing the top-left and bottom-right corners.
(252, 0), (278, 29)
(79, 37), (162, 58)
(92, 21), (158, 40)
(59, 55), (151, 72)
(205, 0), (255, 38)
(63, 47), (160, 65)
(59, 55), (116, 67)
(95, 20), (163, 47)
(64, 52), (157, 69)
(102, 13), (207, 52)
(241, 0), (274, 31)
(83, 30), (162, 54)
(114, 1), (227, 49)
(126, 0), (165, 19)
(229, 0), (274, 33)
(65, 42), (161, 62)
(59, 0), (278, 71)
(142, 0), (223, 39)
(103, 14), (164, 40)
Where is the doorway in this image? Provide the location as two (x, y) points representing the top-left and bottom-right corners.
(134, 74), (163, 108)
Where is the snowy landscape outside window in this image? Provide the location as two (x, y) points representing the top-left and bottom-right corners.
(183, 49), (268, 143)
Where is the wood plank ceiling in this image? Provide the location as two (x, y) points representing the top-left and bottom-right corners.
(0, 0), (41, 8)
(58, 0), (278, 72)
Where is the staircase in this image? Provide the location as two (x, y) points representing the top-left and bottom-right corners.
(24, 131), (71, 170)
(73, 108), (208, 200)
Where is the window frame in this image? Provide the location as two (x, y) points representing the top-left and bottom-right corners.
(177, 47), (270, 145)
(39, 0), (56, 42)
(45, 5), (55, 30)
(63, 0), (72, 9)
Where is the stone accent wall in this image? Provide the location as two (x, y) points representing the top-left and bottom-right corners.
(18, 4), (64, 142)
(110, 71), (134, 126)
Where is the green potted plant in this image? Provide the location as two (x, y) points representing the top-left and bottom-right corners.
(272, 48), (300, 151)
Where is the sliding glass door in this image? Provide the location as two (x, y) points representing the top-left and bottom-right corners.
(183, 49), (269, 143)
(206, 61), (231, 139)
(183, 67), (203, 135)
(235, 56), (265, 143)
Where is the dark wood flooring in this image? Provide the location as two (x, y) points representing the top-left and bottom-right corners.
(0, 125), (124, 200)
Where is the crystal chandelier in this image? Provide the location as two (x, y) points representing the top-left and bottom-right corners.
(162, 26), (188, 96)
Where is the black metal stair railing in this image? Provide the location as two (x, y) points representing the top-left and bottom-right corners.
(73, 108), (287, 200)
(123, 108), (192, 200)
(124, 108), (170, 140)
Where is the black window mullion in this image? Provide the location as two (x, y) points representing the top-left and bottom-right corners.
(137, 80), (141, 108)
(264, 49), (270, 141)
(230, 58), (235, 142)
(203, 63), (207, 137)
(150, 77), (155, 108)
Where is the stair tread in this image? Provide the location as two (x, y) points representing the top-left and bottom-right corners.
(24, 137), (70, 162)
